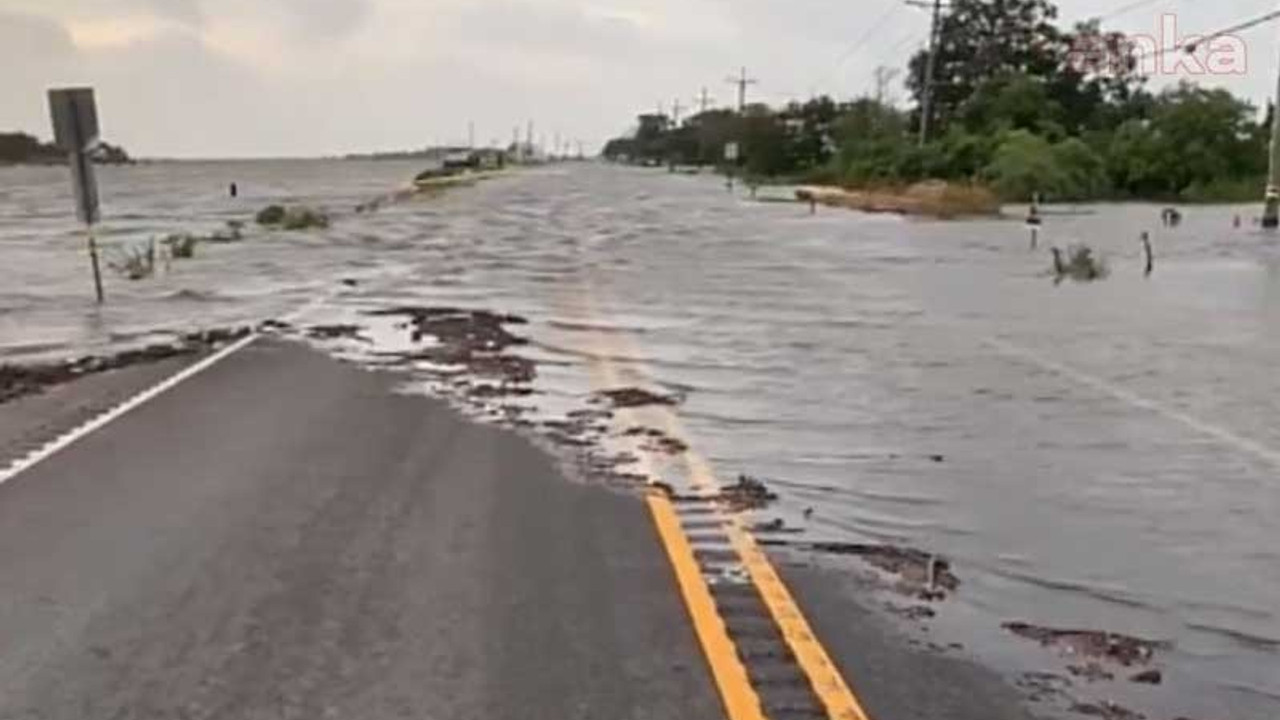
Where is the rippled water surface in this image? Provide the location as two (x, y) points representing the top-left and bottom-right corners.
(3, 160), (1278, 718)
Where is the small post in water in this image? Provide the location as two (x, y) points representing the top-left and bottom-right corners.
(1265, 44), (1280, 228)
(1026, 194), (1042, 249)
(48, 87), (105, 303)
(1140, 231), (1154, 277)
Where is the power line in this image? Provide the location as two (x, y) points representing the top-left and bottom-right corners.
(1132, 7), (1280, 62)
(834, 2), (903, 68)
(886, 30), (925, 55)
(1100, 0), (1171, 22)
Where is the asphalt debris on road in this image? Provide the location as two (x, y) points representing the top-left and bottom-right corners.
(1068, 662), (1115, 682)
(717, 473), (778, 511)
(621, 425), (689, 455)
(1016, 671), (1074, 703)
(1129, 669), (1163, 685)
(595, 387), (681, 409)
(749, 517), (804, 535)
(1070, 700), (1145, 720)
(366, 306), (528, 348)
(305, 324), (370, 342)
(778, 541), (960, 600)
(1002, 622), (1168, 667)
(0, 326), (254, 406)
(1003, 623), (1173, 720)
(362, 306), (536, 393)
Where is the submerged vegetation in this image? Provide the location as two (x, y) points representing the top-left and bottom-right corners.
(108, 241), (157, 281)
(1051, 244), (1110, 283)
(163, 233), (199, 259)
(255, 204), (331, 230)
(106, 220), (248, 281)
(603, 0), (1269, 203)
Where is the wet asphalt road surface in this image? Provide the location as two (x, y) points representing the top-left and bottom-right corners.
(0, 337), (1046, 720)
(0, 340), (722, 720)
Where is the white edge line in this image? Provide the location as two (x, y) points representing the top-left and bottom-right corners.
(0, 333), (259, 487)
(986, 336), (1280, 469)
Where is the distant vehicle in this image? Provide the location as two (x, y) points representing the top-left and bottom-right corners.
(442, 151), (473, 170)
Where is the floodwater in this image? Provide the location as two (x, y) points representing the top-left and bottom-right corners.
(2, 161), (1278, 719)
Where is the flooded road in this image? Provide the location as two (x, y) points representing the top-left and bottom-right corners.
(3, 161), (1278, 718)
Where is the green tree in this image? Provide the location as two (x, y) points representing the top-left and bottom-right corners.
(907, 0), (1063, 135)
(1147, 83), (1264, 195)
(1051, 137), (1107, 199)
(982, 130), (1067, 200)
(740, 106), (791, 177)
(1105, 119), (1162, 196)
(958, 72), (1064, 136)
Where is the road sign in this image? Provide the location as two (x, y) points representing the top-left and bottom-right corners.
(48, 88), (101, 224)
(49, 88), (99, 153)
(724, 142), (739, 162)
(48, 87), (105, 302)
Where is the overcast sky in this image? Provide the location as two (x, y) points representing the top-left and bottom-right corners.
(3, 0), (1279, 157)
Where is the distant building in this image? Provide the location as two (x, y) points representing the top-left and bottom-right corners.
(441, 147), (507, 170)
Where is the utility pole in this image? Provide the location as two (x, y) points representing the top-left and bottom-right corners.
(915, 0), (944, 146)
(1265, 65), (1280, 228)
(726, 67), (758, 112)
(696, 87), (714, 114)
(873, 66), (900, 106)
(693, 89), (715, 166)
(526, 120), (534, 157)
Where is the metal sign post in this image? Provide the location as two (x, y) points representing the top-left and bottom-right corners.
(723, 142), (739, 191)
(48, 87), (105, 303)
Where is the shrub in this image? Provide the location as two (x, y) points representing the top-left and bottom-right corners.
(255, 204), (286, 225)
(281, 207), (330, 230)
(983, 131), (1067, 201)
(255, 204), (329, 230)
(163, 233), (198, 259)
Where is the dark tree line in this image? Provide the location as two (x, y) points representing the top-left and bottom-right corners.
(603, 0), (1269, 201)
(0, 132), (133, 165)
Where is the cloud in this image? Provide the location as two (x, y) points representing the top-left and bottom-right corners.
(0, 12), (84, 134)
(0, 10), (77, 60)
(144, 0), (203, 25)
(5, 0), (1278, 157)
(279, 0), (370, 38)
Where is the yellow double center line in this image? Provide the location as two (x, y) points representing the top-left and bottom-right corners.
(560, 281), (873, 720)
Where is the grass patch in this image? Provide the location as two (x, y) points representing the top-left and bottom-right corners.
(796, 180), (1001, 218)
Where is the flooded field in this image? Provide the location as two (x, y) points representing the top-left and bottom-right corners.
(2, 160), (1277, 719)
